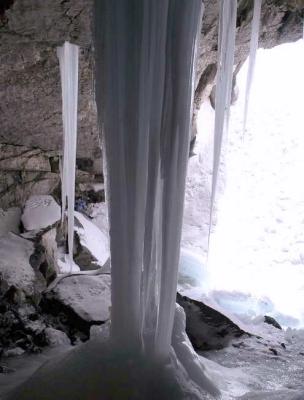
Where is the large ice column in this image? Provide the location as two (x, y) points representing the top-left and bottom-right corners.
(243, 0), (262, 137)
(94, 0), (202, 357)
(209, 0), (237, 232)
(57, 42), (79, 269)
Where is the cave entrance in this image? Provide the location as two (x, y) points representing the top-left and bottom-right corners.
(182, 39), (304, 328)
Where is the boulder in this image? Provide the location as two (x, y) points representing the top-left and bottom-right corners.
(44, 327), (70, 347)
(0, 233), (36, 298)
(21, 195), (61, 231)
(264, 315), (282, 330)
(177, 292), (248, 351)
(0, 207), (21, 237)
(45, 274), (111, 323)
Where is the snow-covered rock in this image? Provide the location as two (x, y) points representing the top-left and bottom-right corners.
(0, 233), (36, 297)
(74, 211), (109, 269)
(0, 207), (21, 237)
(21, 195), (61, 231)
(46, 274), (111, 323)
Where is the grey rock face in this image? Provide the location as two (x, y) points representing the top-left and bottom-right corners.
(0, 0), (98, 158)
(0, 0), (302, 163)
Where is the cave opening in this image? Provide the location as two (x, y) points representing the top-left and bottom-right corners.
(182, 39), (304, 330)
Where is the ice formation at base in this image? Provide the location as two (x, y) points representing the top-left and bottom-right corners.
(243, 0), (262, 137)
(57, 42), (79, 269)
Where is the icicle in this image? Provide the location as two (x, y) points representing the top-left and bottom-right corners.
(57, 42), (79, 271)
(243, 0), (262, 137)
(208, 0), (237, 250)
(94, 0), (202, 358)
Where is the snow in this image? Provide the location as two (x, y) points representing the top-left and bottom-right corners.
(182, 39), (304, 328)
(21, 195), (60, 231)
(87, 202), (109, 240)
(74, 211), (109, 267)
(3, 306), (219, 400)
(208, 39), (304, 327)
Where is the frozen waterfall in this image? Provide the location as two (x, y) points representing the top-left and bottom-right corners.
(57, 42), (79, 269)
(94, 0), (202, 358)
(243, 0), (262, 137)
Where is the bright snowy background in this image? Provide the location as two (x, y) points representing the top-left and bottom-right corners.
(181, 39), (304, 328)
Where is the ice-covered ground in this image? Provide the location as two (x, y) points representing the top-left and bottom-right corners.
(182, 39), (304, 328)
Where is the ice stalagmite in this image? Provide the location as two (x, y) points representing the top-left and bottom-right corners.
(209, 0), (237, 236)
(57, 42), (79, 269)
(243, 0), (262, 137)
(94, 0), (202, 358)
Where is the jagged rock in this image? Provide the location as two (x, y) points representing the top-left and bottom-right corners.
(0, 0), (302, 167)
(40, 274), (110, 343)
(264, 315), (282, 330)
(74, 211), (109, 270)
(0, 207), (21, 237)
(0, 233), (36, 298)
(177, 292), (247, 351)
(0, 171), (60, 209)
(0, 144), (51, 172)
(21, 195), (61, 231)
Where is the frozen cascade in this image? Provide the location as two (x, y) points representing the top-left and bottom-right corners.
(243, 0), (262, 137)
(57, 42), (79, 269)
(209, 0), (237, 242)
(93, 0), (220, 396)
(94, 0), (202, 357)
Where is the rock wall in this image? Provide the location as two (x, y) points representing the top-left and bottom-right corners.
(0, 0), (303, 207)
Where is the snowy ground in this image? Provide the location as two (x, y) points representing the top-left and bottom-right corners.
(182, 39), (304, 329)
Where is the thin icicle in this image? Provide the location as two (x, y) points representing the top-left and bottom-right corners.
(243, 0), (262, 137)
(57, 42), (79, 271)
(208, 0), (237, 248)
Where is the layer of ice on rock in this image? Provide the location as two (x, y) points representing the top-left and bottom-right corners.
(21, 195), (60, 231)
